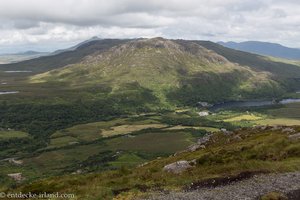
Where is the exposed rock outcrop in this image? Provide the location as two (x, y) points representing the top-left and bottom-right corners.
(7, 173), (24, 182)
(163, 160), (193, 174)
(288, 133), (300, 141)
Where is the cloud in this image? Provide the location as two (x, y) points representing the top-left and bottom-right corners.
(0, 0), (299, 53)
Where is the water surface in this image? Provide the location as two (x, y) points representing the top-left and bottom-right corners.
(210, 98), (300, 111)
(0, 91), (19, 95)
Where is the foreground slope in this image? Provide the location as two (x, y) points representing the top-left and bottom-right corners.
(13, 126), (300, 200)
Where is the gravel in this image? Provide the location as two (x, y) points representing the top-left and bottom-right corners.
(142, 172), (300, 200)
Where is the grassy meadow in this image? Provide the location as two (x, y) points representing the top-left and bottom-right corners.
(9, 126), (300, 200)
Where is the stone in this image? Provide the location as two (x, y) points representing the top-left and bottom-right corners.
(288, 133), (300, 141)
(197, 102), (212, 107)
(7, 173), (24, 182)
(270, 126), (282, 131)
(282, 128), (295, 134)
(233, 135), (242, 141)
(197, 134), (211, 145)
(163, 161), (192, 174)
(198, 111), (209, 117)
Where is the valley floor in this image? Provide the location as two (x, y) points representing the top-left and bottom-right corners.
(144, 171), (300, 200)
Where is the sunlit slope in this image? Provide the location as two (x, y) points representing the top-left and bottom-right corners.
(31, 38), (283, 104)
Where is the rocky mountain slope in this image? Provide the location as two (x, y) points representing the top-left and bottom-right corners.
(29, 38), (288, 105)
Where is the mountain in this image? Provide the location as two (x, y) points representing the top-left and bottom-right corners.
(0, 36), (101, 64)
(0, 39), (129, 72)
(2, 37), (300, 105)
(50, 36), (102, 55)
(30, 37), (300, 105)
(0, 51), (48, 64)
(218, 41), (300, 60)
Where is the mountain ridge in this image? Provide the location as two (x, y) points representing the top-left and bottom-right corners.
(30, 38), (288, 105)
(218, 41), (300, 60)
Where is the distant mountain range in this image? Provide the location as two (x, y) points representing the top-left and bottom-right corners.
(218, 41), (300, 60)
(0, 37), (102, 64)
(0, 51), (49, 64)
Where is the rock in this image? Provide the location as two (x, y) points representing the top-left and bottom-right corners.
(138, 162), (149, 167)
(288, 133), (300, 141)
(270, 126), (282, 131)
(146, 172), (300, 200)
(198, 111), (209, 117)
(197, 102), (212, 107)
(187, 143), (207, 152)
(258, 126), (268, 131)
(163, 161), (192, 174)
(233, 135), (242, 141)
(8, 158), (23, 165)
(197, 134), (211, 145)
(282, 128), (295, 134)
(221, 128), (233, 135)
(189, 159), (197, 166)
(72, 169), (83, 175)
(7, 173), (24, 182)
(187, 144), (201, 152)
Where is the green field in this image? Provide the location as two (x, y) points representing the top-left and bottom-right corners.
(0, 130), (29, 140)
(0, 114), (204, 186)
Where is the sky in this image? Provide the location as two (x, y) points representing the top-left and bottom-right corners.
(0, 0), (300, 54)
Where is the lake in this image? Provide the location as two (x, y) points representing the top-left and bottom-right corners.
(0, 91), (19, 95)
(210, 98), (300, 111)
(4, 71), (32, 73)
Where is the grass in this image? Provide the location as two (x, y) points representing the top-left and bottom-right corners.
(0, 130), (29, 140)
(256, 118), (300, 126)
(108, 153), (147, 168)
(1, 127), (198, 182)
(267, 103), (300, 119)
(204, 102), (300, 127)
(49, 136), (79, 148)
(223, 114), (262, 122)
(253, 102), (300, 126)
(164, 125), (219, 132)
(13, 126), (300, 200)
(100, 124), (168, 137)
(106, 131), (196, 154)
(48, 118), (168, 148)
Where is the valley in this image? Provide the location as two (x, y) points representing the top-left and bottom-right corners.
(0, 38), (299, 199)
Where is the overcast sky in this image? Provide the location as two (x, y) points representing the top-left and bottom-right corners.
(0, 0), (300, 53)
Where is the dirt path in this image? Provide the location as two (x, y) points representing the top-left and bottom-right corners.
(143, 171), (300, 200)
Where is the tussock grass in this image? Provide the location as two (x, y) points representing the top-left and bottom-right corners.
(15, 127), (300, 200)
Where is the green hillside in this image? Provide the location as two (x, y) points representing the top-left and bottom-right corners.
(30, 38), (287, 105)
(10, 126), (300, 200)
(195, 40), (300, 91)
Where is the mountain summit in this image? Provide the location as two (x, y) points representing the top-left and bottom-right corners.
(30, 38), (290, 105)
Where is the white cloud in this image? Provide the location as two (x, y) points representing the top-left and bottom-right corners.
(0, 0), (299, 53)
